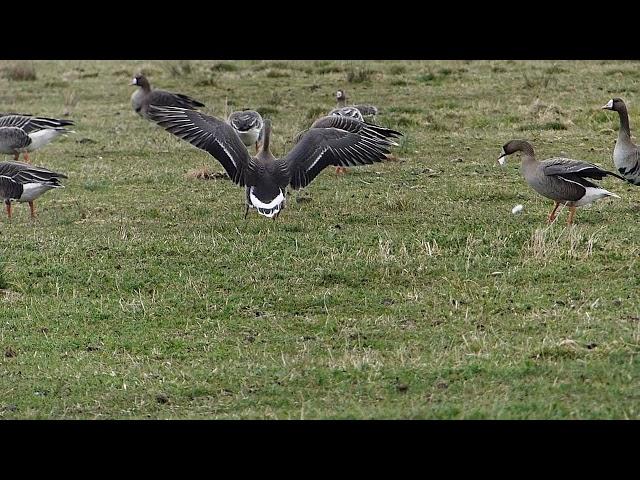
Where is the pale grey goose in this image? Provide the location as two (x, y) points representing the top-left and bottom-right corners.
(147, 105), (402, 219)
(0, 161), (67, 219)
(498, 140), (623, 224)
(0, 114), (74, 163)
(227, 110), (264, 151)
(130, 74), (205, 119)
(601, 98), (640, 185)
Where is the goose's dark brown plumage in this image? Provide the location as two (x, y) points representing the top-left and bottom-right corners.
(146, 105), (402, 219)
(130, 74), (205, 120)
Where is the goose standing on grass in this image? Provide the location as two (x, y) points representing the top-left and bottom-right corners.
(0, 161), (67, 219)
(334, 89), (378, 117)
(130, 74), (205, 120)
(498, 140), (623, 224)
(228, 110), (264, 152)
(0, 114), (74, 163)
(147, 105), (402, 219)
(601, 98), (640, 185)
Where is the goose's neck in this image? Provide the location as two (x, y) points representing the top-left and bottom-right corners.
(257, 121), (272, 160)
(616, 104), (632, 139)
(336, 97), (346, 107)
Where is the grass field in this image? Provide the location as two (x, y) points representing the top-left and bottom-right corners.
(0, 60), (638, 419)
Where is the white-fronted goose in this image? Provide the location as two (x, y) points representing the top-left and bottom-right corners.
(228, 110), (264, 151)
(601, 98), (640, 185)
(130, 74), (205, 119)
(336, 89), (378, 117)
(498, 140), (623, 224)
(0, 114), (74, 163)
(147, 105), (402, 219)
(0, 161), (67, 219)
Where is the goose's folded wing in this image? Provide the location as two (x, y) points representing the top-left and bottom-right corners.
(146, 106), (251, 186)
(543, 157), (624, 180)
(0, 161), (67, 184)
(0, 175), (23, 199)
(283, 116), (402, 189)
(0, 115), (74, 133)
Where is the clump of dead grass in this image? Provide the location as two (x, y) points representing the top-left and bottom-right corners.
(2, 61), (36, 81)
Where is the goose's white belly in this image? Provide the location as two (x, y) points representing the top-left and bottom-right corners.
(18, 183), (56, 202)
(237, 128), (261, 147)
(26, 129), (64, 151)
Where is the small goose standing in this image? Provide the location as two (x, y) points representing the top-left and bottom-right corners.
(498, 140), (623, 224)
(130, 74), (206, 119)
(147, 105), (402, 219)
(227, 110), (264, 151)
(0, 161), (67, 219)
(601, 98), (640, 185)
(0, 114), (74, 163)
(335, 89), (378, 117)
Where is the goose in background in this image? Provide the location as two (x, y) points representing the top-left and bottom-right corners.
(0, 114), (74, 163)
(228, 110), (264, 152)
(335, 89), (378, 117)
(0, 161), (67, 219)
(146, 105), (402, 219)
(498, 140), (623, 224)
(130, 73), (205, 120)
(601, 98), (640, 185)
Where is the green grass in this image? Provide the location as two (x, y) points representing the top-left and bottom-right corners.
(0, 60), (639, 419)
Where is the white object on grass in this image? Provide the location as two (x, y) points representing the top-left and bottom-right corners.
(512, 204), (524, 214)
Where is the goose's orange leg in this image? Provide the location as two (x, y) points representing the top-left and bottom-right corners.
(13, 152), (19, 161)
(567, 206), (577, 225)
(5, 201), (12, 219)
(23, 152), (30, 164)
(547, 202), (561, 224)
(29, 201), (36, 219)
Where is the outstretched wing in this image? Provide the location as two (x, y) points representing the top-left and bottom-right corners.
(146, 106), (252, 186)
(543, 157), (624, 181)
(148, 90), (205, 110)
(282, 115), (402, 189)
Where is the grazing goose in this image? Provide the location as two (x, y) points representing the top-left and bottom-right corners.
(335, 89), (379, 117)
(147, 105), (402, 219)
(498, 140), (623, 224)
(130, 74), (206, 119)
(228, 110), (264, 151)
(0, 161), (67, 219)
(0, 114), (75, 163)
(601, 98), (640, 185)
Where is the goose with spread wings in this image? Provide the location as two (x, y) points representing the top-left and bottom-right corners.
(147, 105), (402, 219)
(0, 114), (74, 163)
(0, 161), (67, 219)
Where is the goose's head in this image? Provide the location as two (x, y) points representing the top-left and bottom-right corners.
(602, 98), (625, 111)
(336, 89), (347, 101)
(498, 140), (534, 165)
(130, 74), (149, 89)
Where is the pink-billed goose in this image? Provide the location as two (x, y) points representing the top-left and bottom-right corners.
(601, 98), (640, 185)
(498, 140), (624, 224)
(0, 114), (74, 163)
(227, 110), (264, 151)
(130, 74), (205, 119)
(0, 161), (67, 219)
(146, 105), (402, 219)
